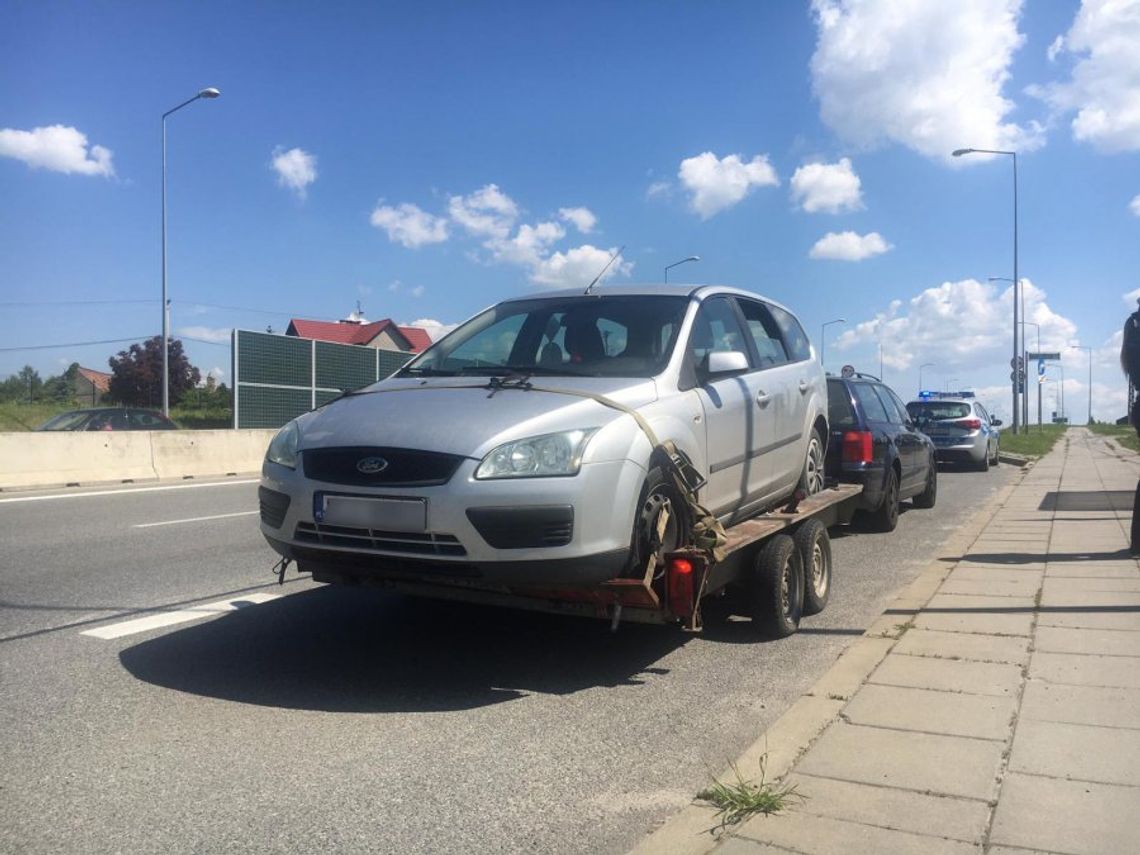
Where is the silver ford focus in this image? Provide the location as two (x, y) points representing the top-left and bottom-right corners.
(259, 285), (827, 593)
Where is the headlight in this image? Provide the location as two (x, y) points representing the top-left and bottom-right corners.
(266, 420), (301, 469)
(475, 429), (597, 479)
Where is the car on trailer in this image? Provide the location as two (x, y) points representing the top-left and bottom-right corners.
(259, 283), (844, 636)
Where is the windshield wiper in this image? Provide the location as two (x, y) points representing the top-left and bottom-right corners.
(399, 366), (459, 377)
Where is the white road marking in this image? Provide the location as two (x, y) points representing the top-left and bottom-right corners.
(0, 479), (259, 504)
(80, 593), (281, 640)
(133, 510), (259, 528)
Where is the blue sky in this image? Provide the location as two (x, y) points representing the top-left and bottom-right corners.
(2, 0), (1137, 423)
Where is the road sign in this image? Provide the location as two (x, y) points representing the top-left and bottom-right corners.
(1038, 358), (1045, 376)
(1027, 351), (1061, 361)
(1010, 356), (1025, 369)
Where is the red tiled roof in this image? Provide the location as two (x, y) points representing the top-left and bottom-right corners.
(78, 366), (112, 393)
(397, 326), (432, 353)
(286, 317), (431, 353)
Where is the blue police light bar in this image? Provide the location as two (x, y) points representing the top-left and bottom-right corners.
(918, 390), (975, 399)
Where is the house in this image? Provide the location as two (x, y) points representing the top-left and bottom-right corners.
(74, 366), (112, 405)
(285, 307), (431, 354)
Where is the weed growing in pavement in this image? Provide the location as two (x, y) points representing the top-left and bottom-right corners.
(697, 757), (804, 833)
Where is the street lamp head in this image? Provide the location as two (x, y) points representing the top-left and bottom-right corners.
(951, 148), (973, 157)
(685, 255), (700, 263)
(199, 87), (221, 99)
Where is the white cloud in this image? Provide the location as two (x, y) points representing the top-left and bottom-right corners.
(677, 151), (779, 219)
(809, 231), (891, 261)
(176, 326), (232, 344)
(835, 278), (1077, 372)
(207, 366), (226, 382)
(370, 202), (449, 248)
(1130, 195), (1140, 216)
(1124, 287), (1140, 306)
(646, 180), (671, 199)
(0, 125), (114, 176)
(407, 318), (459, 341)
(448, 184), (519, 239)
(271, 146), (317, 198)
(558, 206), (597, 233)
(411, 285), (425, 298)
(1031, 0), (1140, 152)
(488, 221), (566, 268)
(790, 157), (864, 213)
(530, 245), (633, 290)
(809, 0), (1042, 163)
(1047, 35), (1066, 62)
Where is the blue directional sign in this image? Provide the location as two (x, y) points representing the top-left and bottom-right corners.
(1038, 358), (1045, 376)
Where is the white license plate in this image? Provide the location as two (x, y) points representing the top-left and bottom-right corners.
(317, 494), (426, 532)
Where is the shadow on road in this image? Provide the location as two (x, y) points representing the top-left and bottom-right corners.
(119, 587), (687, 714)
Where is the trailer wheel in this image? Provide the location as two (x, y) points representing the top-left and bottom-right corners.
(794, 519), (831, 616)
(750, 534), (804, 639)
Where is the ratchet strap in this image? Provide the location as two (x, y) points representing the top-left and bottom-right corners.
(339, 379), (728, 563)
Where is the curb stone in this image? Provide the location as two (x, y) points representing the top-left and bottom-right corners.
(629, 475), (1026, 855)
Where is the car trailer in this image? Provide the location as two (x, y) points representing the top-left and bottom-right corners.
(337, 482), (863, 639)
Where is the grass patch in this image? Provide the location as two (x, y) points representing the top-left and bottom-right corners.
(998, 424), (1068, 458)
(1088, 423), (1140, 453)
(697, 759), (803, 833)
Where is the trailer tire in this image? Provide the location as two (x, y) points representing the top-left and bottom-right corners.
(794, 519), (831, 616)
(626, 467), (690, 578)
(750, 534), (804, 639)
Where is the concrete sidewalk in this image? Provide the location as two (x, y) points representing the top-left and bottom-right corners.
(634, 428), (1140, 855)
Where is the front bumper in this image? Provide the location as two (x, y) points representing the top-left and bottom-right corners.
(259, 455), (647, 589)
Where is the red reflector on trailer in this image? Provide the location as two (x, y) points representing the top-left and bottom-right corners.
(667, 556), (695, 618)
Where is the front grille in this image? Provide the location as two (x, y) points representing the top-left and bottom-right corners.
(302, 446), (466, 487)
(259, 486), (291, 529)
(294, 521), (467, 556)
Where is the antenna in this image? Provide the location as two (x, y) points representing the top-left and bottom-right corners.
(584, 245), (625, 295)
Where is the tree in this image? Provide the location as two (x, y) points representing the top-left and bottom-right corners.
(108, 337), (200, 407)
(42, 362), (79, 403)
(0, 366), (42, 403)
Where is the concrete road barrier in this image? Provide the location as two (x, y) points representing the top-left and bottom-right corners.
(0, 429), (277, 491)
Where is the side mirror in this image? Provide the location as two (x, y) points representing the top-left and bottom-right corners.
(706, 351), (750, 375)
(990, 417), (1002, 426)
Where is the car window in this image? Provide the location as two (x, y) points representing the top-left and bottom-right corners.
(130, 410), (169, 429)
(765, 303), (812, 363)
(827, 379), (857, 427)
(870, 385), (905, 425)
(853, 383), (890, 422)
(736, 299), (789, 367)
(879, 386), (914, 425)
(975, 403), (990, 423)
(401, 295), (688, 378)
(88, 410), (129, 431)
(38, 411), (93, 431)
(689, 297), (751, 368)
(906, 401), (972, 420)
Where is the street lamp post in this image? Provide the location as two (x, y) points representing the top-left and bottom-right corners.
(1069, 345), (1093, 425)
(955, 147), (1019, 434)
(664, 255), (700, 283)
(162, 86), (220, 416)
(820, 318), (846, 370)
(1023, 321), (1040, 429)
(947, 377), (959, 393)
(919, 362), (935, 392)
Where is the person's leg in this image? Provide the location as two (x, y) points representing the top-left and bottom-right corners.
(1132, 479), (1140, 556)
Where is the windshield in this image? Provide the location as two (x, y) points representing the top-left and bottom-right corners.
(906, 401), (972, 421)
(37, 411), (94, 431)
(399, 295), (690, 378)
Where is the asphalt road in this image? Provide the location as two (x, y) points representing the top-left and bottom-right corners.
(0, 464), (1016, 854)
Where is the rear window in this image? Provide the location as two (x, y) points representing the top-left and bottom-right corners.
(826, 380), (856, 427)
(906, 401), (972, 420)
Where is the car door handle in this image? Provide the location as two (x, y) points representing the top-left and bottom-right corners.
(798, 379), (811, 394)
(756, 391), (772, 406)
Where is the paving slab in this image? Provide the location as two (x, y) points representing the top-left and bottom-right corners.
(1043, 577), (1140, 593)
(794, 722), (1004, 800)
(1020, 680), (1140, 730)
(735, 809), (978, 855)
(1045, 563), (1139, 579)
(1034, 626), (1140, 656)
(946, 565), (1044, 584)
(892, 628), (1029, 665)
(990, 773), (1140, 855)
(841, 683), (1014, 741)
(1031, 652), (1140, 689)
(870, 653), (1023, 697)
(778, 774), (989, 844)
(712, 838), (796, 854)
(1035, 607), (1140, 631)
(1039, 591), (1140, 608)
(914, 595), (1035, 635)
(1009, 718), (1140, 786)
(938, 578), (1041, 597)
(954, 561), (1047, 573)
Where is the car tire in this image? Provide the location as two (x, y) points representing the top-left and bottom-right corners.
(750, 534), (804, 639)
(990, 443), (1000, 466)
(912, 460), (937, 509)
(794, 519), (831, 616)
(976, 450), (990, 472)
(626, 466), (690, 579)
(868, 467), (900, 532)
(797, 429), (826, 496)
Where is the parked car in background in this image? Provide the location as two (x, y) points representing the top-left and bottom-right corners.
(905, 392), (1001, 471)
(259, 285), (829, 596)
(825, 370), (937, 532)
(35, 408), (179, 432)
